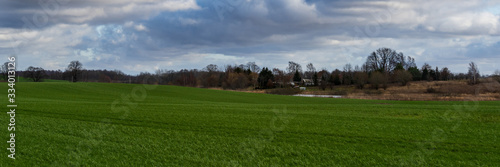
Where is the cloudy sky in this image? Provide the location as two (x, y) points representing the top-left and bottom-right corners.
(1, 0), (500, 75)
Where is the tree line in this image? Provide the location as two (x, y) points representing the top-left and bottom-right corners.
(1, 48), (494, 90)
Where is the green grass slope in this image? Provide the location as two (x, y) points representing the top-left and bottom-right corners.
(1, 82), (499, 166)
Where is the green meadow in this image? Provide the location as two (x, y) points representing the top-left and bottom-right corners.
(1, 82), (499, 166)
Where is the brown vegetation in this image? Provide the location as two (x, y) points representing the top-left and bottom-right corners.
(219, 79), (499, 101)
(345, 80), (500, 101)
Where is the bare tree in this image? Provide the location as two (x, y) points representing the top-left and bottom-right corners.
(369, 71), (388, 90)
(224, 72), (249, 89)
(287, 61), (302, 74)
(305, 63), (316, 79)
(394, 70), (412, 86)
(175, 69), (197, 86)
(468, 61), (480, 85)
(272, 68), (286, 88)
(246, 62), (260, 73)
(391, 53), (406, 71)
(365, 48), (404, 73)
(67, 60), (83, 82)
(354, 65), (361, 72)
(440, 67), (451, 81)
(112, 70), (125, 81)
(204, 64), (218, 72)
(343, 63), (352, 73)
(493, 69), (500, 83)
(318, 69), (329, 90)
(25, 66), (46, 82)
(421, 63), (432, 71)
(405, 56), (417, 69)
(353, 71), (368, 89)
(1, 62), (8, 80)
(343, 63), (353, 85)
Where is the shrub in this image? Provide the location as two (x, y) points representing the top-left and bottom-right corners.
(223, 73), (249, 90)
(426, 87), (438, 93)
(394, 70), (413, 86)
(492, 76), (500, 83)
(354, 72), (368, 89)
(437, 84), (475, 95)
(364, 90), (383, 95)
(369, 72), (388, 90)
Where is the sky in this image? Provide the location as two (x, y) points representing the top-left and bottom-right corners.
(1, 0), (500, 75)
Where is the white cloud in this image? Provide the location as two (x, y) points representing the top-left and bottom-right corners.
(46, 0), (200, 24)
(435, 12), (499, 34)
(134, 24), (148, 31)
(0, 24), (96, 70)
(179, 18), (200, 26)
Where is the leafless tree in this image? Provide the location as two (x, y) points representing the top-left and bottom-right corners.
(493, 69), (500, 83)
(224, 72), (248, 89)
(246, 62), (260, 73)
(354, 65), (361, 72)
(440, 67), (451, 81)
(365, 47), (405, 73)
(25, 66), (46, 82)
(287, 61), (302, 74)
(200, 64), (221, 87)
(204, 64), (218, 72)
(343, 63), (353, 85)
(369, 71), (388, 90)
(1, 62), (8, 80)
(394, 70), (412, 86)
(305, 63), (316, 79)
(421, 63), (432, 71)
(391, 53), (405, 70)
(175, 69), (197, 86)
(406, 56), (417, 69)
(353, 71), (368, 89)
(272, 68), (286, 87)
(343, 63), (352, 73)
(317, 69), (329, 90)
(66, 60), (83, 82)
(468, 61), (480, 85)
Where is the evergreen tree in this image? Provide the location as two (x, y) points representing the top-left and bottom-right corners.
(333, 74), (341, 85)
(408, 67), (421, 81)
(293, 70), (301, 82)
(312, 72), (318, 86)
(429, 69), (436, 81)
(422, 68), (429, 81)
(394, 63), (405, 71)
(435, 67), (440, 80)
(258, 67), (274, 88)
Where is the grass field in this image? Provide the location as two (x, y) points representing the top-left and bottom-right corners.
(1, 82), (499, 166)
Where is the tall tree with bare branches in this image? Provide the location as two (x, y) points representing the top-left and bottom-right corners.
(365, 47), (406, 73)
(25, 66), (46, 82)
(468, 62), (480, 85)
(67, 60), (83, 82)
